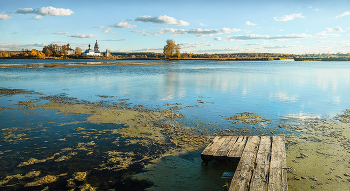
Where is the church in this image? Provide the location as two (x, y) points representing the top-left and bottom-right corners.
(82, 40), (109, 57)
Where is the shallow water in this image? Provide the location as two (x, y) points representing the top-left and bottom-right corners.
(1, 59), (350, 190)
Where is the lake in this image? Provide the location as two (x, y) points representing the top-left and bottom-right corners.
(1, 59), (350, 190)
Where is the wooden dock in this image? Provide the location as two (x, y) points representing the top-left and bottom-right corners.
(201, 136), (287, 191)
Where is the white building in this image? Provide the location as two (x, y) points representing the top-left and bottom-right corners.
(83, 40), (101, 56)
(82, 40), (110, 57)
(66, 44), (75, 55)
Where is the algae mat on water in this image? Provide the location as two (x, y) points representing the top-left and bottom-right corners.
(1, 88), (350, 190)
(0, 88), (212, 190)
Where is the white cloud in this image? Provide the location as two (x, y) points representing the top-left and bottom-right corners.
(131, 29), (147, 34)
(146, 27), (240, 37)
(16, 6), (73, 17)
(145, 28), (186, 36)
(308, 6), (312, 8)
(279, 29), (283, 32)
(100, 39), (128, 41)
(179, 42), (211, 49)
(0, 14), (11, 20)
(200, 23), (208, 26)
(246, 42), (271, 46)
(70, 34), (97, 38)
(314, 8), (320, 11)
(96, 26), (105, 29)
(0, 42), (48, 50)
(264, 45), (299, 49)
(225, 33), (312, 41)
(246, 21), (256, 26)
(316, 26), (345, 38)
(214, 37), (222, 41)
(330, 26), (345, 32)
(336, 11), (350, 18)
(316, 33), (341, 38)
(316, 40), (336, 43)
(115, 22), (136, 28)
(133, 15), (189, 26)
(187, 28), (241, 37)
(132, 47), (163, 51)
(198, 47), (243, 52)
(32, 15), (43, 20)
(274, 13), (305, 21)
(53, 32), (69, 35)
(102, 27), (113, 33)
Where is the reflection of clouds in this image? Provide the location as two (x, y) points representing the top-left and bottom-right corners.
(242, 88), (247, 97)
(271, 92), (298, 102)
(333, 96), (340, 103)
(283, 112), (320, 120)
(314, 69), (350, 91)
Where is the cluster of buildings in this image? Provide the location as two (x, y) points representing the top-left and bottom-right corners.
(82, 40), (109, 57)
(66, 40), (109, 57)
(295, 53), (349, 58)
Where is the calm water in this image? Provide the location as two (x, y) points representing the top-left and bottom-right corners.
(1, 59), (350, 122)
(1, 59), (350, 190)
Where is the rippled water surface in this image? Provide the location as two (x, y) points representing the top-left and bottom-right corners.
(1, 59), (350, 191)
(2, 59), (350, 120)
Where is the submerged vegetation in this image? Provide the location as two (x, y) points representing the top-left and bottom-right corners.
(1, 88), (350, 190)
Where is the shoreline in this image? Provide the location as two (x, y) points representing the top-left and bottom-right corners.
(0, 57), (293, 61)
(294, 57), (349, 61)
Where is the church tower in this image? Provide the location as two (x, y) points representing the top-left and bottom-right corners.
(94, 40), (100, 53)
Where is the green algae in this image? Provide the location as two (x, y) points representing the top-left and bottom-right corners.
(2, 88), (350, 190)
(25, 175), (58, 187)
(0, 89), (213, 190)
(226, 112), (271, 124)
(286, 116), (350, 190)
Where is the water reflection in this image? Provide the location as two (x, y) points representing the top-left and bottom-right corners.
(1, 60), (350, 121)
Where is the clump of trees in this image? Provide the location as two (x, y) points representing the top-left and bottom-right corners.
(163, 39), (181, 59)
(42, 44), (76, 57)
(0, 50), (45, 58)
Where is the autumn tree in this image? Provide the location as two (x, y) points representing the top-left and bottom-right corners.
(30, 49), (38, 57)
(61, 45), (68, 56)
(175, 44), (181, 58)
(44, 48), (52, 57)
(75, 47), (82, 55)
(163, 39), (180, 59)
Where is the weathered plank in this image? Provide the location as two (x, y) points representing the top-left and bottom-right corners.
(201, 136), (227, 162)
(228, 136), (247, 162)
(281, 136), (288, 190)
(268, 136), (288, 191)
(229, 136), (260, 191)
(214, 136), (238, 161)
(250, 136), (271, 191)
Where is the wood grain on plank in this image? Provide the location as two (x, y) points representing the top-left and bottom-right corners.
(201, 136), (227, 162)
(280, 136), (288, 190)
(229, 136), (260, 191)
(268, 136), (287, 191)
(214, 136), (238, 160)
(228, 136), (247, 162)
(250, 136), (271, 191)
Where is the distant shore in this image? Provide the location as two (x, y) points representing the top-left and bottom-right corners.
(0, 57), (292, 61)
(294, 57), (349, 61)
(116, 57), (290, 61)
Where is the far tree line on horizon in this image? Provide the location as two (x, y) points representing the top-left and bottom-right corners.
(1, 39), (349, 59)
(0, 43), (114, 59)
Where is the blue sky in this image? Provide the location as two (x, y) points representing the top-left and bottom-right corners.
(1, 0), (350, 54)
